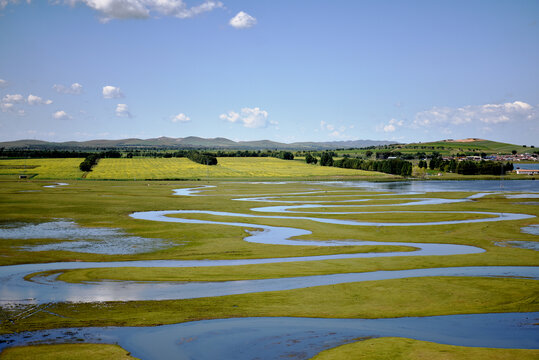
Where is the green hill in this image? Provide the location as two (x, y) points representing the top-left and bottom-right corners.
(399, 138), (533, 155)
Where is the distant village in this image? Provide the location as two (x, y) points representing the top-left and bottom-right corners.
(442, 153), (538, 163)
(439, 153), (539, 175)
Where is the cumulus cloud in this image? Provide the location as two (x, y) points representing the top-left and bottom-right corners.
(63, 0), (223, 22)
(115, 103), (132, 117)
(0, 0), (25, 10)
(382, 118), (403, 132)
(52, 110), (71, 120)
(413, 101), (536, 127)
(27, 94), (53, 105)
(1, 94), (24, 113)
(0, 102), (14, 112)
(102, 85), (124, 99)
(53, 82), (83, 94)
(0, 79), (7, 88)
(172, 113), (190, 122)
(2, 94), (24, 103)
(229, 11), (257, 29)
(319, 121), (351, 138)
(220, 107), (275, 128)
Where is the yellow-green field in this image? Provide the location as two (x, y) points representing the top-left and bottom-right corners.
(0, 159), (83, 179)
(86, 157), (390, 179)
(0, 157), (392, 180)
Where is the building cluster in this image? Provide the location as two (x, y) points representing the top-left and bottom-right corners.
(440, 153), (538, 163)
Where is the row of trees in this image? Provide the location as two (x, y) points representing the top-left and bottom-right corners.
(186, 151), (218, 165)
(1, 149), (92, 158)
(425, 155), (514, 175)
(455, 161), (513, 175)
(314, 152), (413, 176)
(78, 151), (123, 171)
(79, 154), (100, 172)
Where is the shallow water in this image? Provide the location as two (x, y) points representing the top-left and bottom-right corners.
(1, 312), (537, 359)
(4, 265), (536, 304)
(0, 221), (171, 255)
(496, 241), (539, 251)
(43, 183), (69, 188)
(321, 179), (539, 193)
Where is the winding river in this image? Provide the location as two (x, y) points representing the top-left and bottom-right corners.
(1, 180), (538, 359)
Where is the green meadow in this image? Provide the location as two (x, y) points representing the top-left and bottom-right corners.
(0, 178), (538, 359)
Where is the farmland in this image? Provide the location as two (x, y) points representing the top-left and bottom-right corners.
(0, 159), (83, 179)
(0, 157), (393, 180)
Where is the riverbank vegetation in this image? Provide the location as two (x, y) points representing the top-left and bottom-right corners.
(312, 337), (539, 360)
(0, 180), (537, 358)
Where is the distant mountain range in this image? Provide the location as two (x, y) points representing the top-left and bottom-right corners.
(0, 137), (397, 150)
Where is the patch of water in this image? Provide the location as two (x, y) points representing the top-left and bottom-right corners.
(172, 185), (215, 196)
(496, 241), (539, 251)
(0, 221), (172, 255)
(1, 312), (537, 359)
(0, 265), (536, 304)
(506, 194), (539, 199)
(43, 183), (69, 188)
(522, 225), (539, 236)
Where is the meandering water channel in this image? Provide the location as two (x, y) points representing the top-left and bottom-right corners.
(1, 180), (538, 358)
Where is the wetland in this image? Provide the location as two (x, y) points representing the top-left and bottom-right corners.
(0, 179), (538, 359)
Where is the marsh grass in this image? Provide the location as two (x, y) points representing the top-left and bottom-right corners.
(312, 337), (539, 360)
(0, 343), (138, 360)
(1, 277), (537, 334)
(0, 179), (537, 337)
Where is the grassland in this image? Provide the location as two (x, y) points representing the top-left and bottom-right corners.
(337, 139), (535, 157)
(312, 337), (539, 360)
(0, 179), (537, 358)
(0, 344), (138, 360)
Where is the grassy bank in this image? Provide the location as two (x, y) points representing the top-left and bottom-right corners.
(0, 344), (138, 360)
(312, 337), (539, 360)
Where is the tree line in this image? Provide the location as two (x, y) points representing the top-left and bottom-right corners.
(420, 155), (513, 175)
(186, 151), (218, 165)
(78, 151), (122, 172)
(314, 152), (413, 176)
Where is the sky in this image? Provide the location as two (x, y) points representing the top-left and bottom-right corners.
(0, 0), (538, 145)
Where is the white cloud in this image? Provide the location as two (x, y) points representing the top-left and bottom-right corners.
(1, 94), (24, 113)
(320, 121), (335, 132)
(172, 112), (190, 122)
(63, 0), (223, 22)
(102, 85), (124, 99)
(220, 110), (240, 123)
(220, 107), (274, 128)
(2, 94), (24, 103)
(0, 0), (25, 10)
(383, 124), (396, 132)
(0, 102), (14, 112)
(229, 11), (257, 29)
(115, 103), (132, 117)
(53, 82), (83, 94)
(319, 121), (350, 138)
(0, 79), (7, 88)
(382, 118), (403, 132)
(52, 110), (71, 120)
(413, 101), (536, 127)
(27, 94), (53, 105)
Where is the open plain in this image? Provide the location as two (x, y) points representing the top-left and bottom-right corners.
(0, 176), (538, 359)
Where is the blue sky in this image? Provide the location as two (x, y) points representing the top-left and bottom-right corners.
(0, 0), (538, 145)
